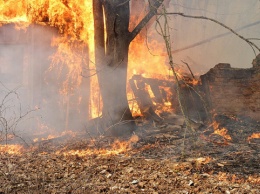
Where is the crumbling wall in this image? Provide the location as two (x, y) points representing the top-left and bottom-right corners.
(201, 55), (260, 121)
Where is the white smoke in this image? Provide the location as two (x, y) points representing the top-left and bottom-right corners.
(147, 0), (260, 74)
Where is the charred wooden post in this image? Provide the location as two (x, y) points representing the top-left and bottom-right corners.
(129, 75), (171, 122)
(173, 76), (208, 122)
(129, 75), (153, 113)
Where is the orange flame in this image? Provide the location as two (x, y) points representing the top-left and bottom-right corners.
(247, 133), (260, 142)
(1, 0), (97, 116)
(212, 121), (232, 140)
(58, 135), (139, 157)
(1, 0), (181, 120)
(0, 144), (23, 155)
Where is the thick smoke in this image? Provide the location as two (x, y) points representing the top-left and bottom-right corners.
(0, 24), (87, 143)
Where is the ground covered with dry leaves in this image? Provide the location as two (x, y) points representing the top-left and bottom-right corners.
(0, 114), (259, 193)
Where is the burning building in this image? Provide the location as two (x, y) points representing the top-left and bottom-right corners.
(0, 0), (259, 137)
(0, 1), (259, 193)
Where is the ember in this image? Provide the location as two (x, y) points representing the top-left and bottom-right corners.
(212, 121), (232, 141)
(0, 144), (23, 155)
(247, 133), (260, 142)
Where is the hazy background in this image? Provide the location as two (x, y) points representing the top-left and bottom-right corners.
(143, 0), (260, 74)
(133, 0), (260, 74)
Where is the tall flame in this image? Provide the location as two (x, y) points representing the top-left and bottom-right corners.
(0, 0), (99, 118)
(0, 0), (177, 120)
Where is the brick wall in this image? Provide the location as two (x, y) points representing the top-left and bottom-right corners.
(200, 62), (260, 121)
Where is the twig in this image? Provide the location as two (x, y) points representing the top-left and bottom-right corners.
(181, 60), (195, 79)
(105, 119), (136, 133)
(0, 85), (38, 146)
(159, 12), (260, 55)
(171, 21), (260, 54)
(116, 0), (130, 7)
(155, 5), (210, 157)
(129, 0), (164, 42)
(85, 127), (98, 147)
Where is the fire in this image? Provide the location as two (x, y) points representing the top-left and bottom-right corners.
(247, 133), (260, 142)
(212, 121), (232, 140)
(0, 0), (97, 117)
(32, 119), (77, 143)
(0, 0), (28, 22)
(0, 144), (23, 155)
(0, 134), (138, 156)
(33, 130), (76, 142)
(33, 134), (55, 143)
(1, 0), (192, 132)
(57, 135), (139, 157)
(128, 34), (168, 79)
(128, 94), (142, 117)
(213, 127), (232, 140)
(1, 0), (180, 121)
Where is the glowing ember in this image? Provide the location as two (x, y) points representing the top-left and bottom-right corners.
(33, 130), (76, 143)
(196, 156), (212, 164)
(33, 135), (55, 143)
(191, 79), (199, 85)
(247, 133), (260, 142)
(212, 121), (232, 140)
(213, 128), (232, 140)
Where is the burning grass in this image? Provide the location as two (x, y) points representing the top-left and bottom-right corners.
(0, 144), (24, 155)
(248, 133), (260, 142)
(56, 135), (139, 157)
(0, 113), (259, 193)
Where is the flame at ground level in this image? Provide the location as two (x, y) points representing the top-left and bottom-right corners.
(212, 121), (232, 141)
(247, 133), (260, 142)
(0, 145), (24, 155)
(57, 135), (139, 157)
(33, 130), (76, 143)
(1, 135), (139, 156)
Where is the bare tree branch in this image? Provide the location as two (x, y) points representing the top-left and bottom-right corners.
(128, 0), (164, 42)
(181, 60), (195, 79)
(116, 0), (130, 7)
(0, 85), (38, 145)
(159, 12), (260, 54)
(172, 21), (260, 54)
